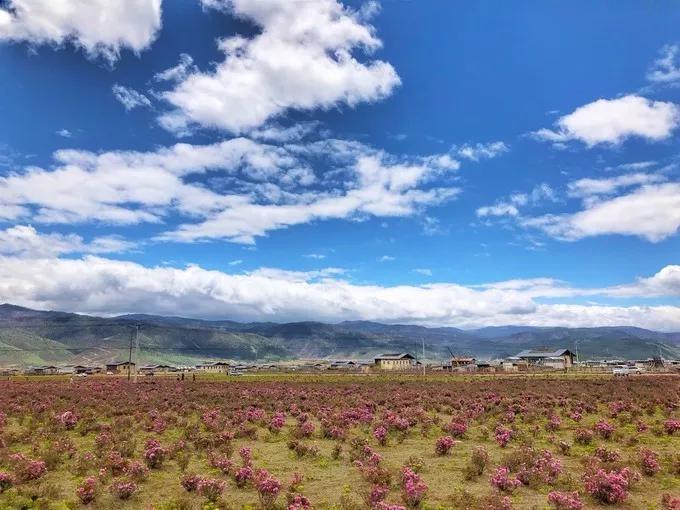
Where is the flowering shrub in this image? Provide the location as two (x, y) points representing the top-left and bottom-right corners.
(464, 446), (489, 480)
(583, 467), (640, 504)
(58, 410), (78, 429)
(546, 414), (561, 431)
(594, 420), (615, 439)
(434, 435), (457, 456)
(109, 479), (138, 500)
(255, 469), (282, 509)
(494, 426), (513, 447)
(143, 439), (167, 468)
(363, 484), (390, 508)
(198, 477), (226, 502)
(639, 448), (661, 476)
(269, 411), (286, 434)
(288, 494), (312, 510)
(374, 425), (388, 446)
(400, 467), (427, 508)
(443, 420), (468, 438)
(180, 473), (202, 492)
(515, 449), (562, 486)
(235, 465), (254, 487)
(594, 446), (621, 463)
(573, 428), (593, 445)
(547, 491), (583, 510)
(9, 453), (47, 482)
(662, 493), (680, 510)
(0, 472), (14, 493)
(664, 419), (680, 435)
(76, 476), (98, 504)
(489, 466), (521, 493)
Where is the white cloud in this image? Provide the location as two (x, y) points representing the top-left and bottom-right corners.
(567, 172), (666, 199)
(413, 268), (432, 276)
(455, 141), (509, 161)
(112, 84), (152, 111)
(304, 253), (326, 260)
(0, 225), (133, 256)
(228, 259), (243, 266)
(157, 152), (460, 244)
(0, 0), (162, 63)
(647, 44), (680, 84)
(158, 0), (399, 133)
(153, 53), (196, 83)
(0, 138), (461, 244)
(523, 182), (680, 242)
(378, 255), (395, 262)
(0, 254), (678, 330)
(533, 95), (680, 147)
(476, 184), (555, 218)
(607, 265), (680, 298)
(56, 128), (72, 138)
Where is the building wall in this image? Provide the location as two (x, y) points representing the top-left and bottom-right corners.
(377, 359), (412, 370)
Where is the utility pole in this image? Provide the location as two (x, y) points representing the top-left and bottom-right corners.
(133, 324), (141, 384)
(422, 337), (425, 376)
(127, 328), (134, 382)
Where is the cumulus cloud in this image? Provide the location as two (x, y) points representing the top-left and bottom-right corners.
(0, 225), (134, 256)
(0, 254), (678, 330)
(158, 0), (399, 133)
(0, 0), (162, 63)
(533, 95), (680, 147)
(523, 182), (680, 242)
(112, 84), (152, 111)
(0, 138), (461, 243)
(647, 43), (680, 84)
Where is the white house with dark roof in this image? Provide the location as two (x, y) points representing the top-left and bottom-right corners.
(374, 353), (416, 370)
(515, 348), (575, 369)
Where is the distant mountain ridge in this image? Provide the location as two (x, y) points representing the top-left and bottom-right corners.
(1, 303), (679, 367)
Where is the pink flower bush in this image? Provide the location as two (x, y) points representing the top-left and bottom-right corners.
(434, 435), (457, 456)
(109, 479), (138, 500)
(573, 428), (593, 445)
(143, 438), (167, 468)
(235, 465), (254, 487)
(0, 472), (14, 493)
(546, 414), (561, 431)
(490, 466), (521, 493)
(76, 476), (98, 504)
(662, 493), (680, 510)
(639, 448), (661, 476)
(400, 467), (427, 508)
(58, 410), (78, 429)
(547, 491), (583, 510)
(443, 420), (468, 438)
(494, 426), (513, 447)
(583, 467), (640, 504)
(198, 477), (226, 502)
(269, 411), (286, 434)
(180, 473), (202, 492)
(594, 446), (621, 463)
(594, 420), (615, 439)
(9, 453), (47, 481)
(374, 425), (388, 445)
(255, 469), (282, 509)
(664, 419), (680, 435)
(288, 493), (312, 510)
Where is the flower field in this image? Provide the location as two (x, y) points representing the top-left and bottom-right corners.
(0, 375), (678, 509)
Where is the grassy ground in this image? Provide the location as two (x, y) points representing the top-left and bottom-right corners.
(0, 374), (678, 509)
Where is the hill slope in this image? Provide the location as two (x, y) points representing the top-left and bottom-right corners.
(1, 304), (678, 366)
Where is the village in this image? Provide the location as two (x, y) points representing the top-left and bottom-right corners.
(5, 347), (679, 377)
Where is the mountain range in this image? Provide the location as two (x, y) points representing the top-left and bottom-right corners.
(1, 303), (679, 367)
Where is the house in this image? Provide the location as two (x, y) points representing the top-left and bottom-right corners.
(105, 361), (135, 374)
(498, 357), (529, 372)
(138, 364), (177, 375)
(24, 365), (59, 376)
(451, 356), (476, 367)
(195, 361), (230, 373)
(374, 353), (416, 370)
(515, 349), (575, 369)
(73, 365), (101, 375)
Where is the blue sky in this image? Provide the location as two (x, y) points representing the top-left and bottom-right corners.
(0, 0), (679, 329)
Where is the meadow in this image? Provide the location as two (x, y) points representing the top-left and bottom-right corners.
(0, 374), (678, 510)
